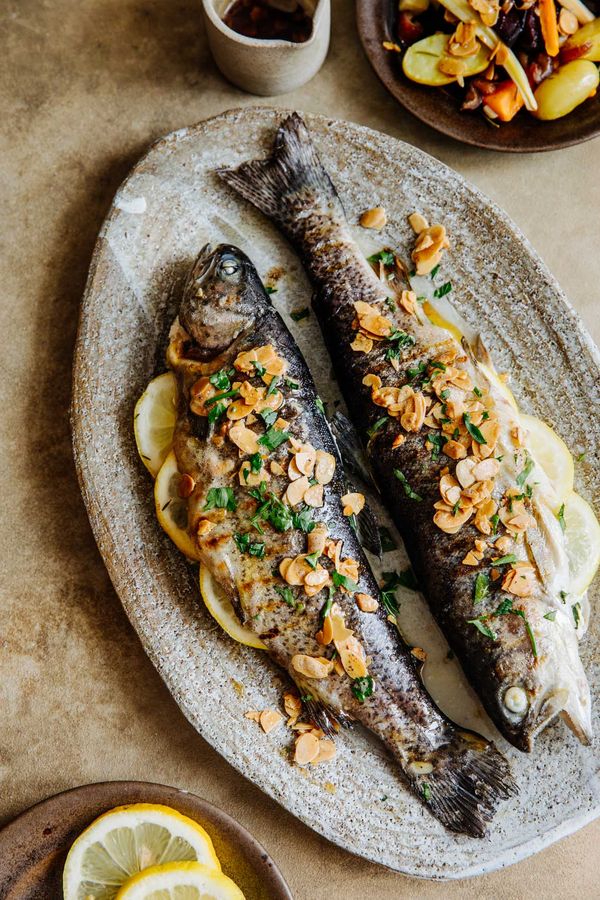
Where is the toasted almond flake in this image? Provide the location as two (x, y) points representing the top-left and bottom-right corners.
(400, 391), (427, 432)
(341, 492), (365, 516)
(311, 738), (337, 764)
(239, 380), (261, 406)
(229, 422), (259, 454)
(328, 603), (354, 642)
(279, 557), (293, 580)
(284, 554), (313, 586)
(283, 692), (302, 721)
(462, 550), (481, 566)
(316, 614), (334, 646)
(244, 710), (261, 722)
(226, 400), (254, 421)
(392, 433), (406, 448)
(434, 504), (474, 534)
(411, 646), (427, 662)
(189, 377), (217, 416)
(356, 593), (378, 612)
(304, 483), (325, 508)
(275, 417), (289, 430)
(315, 449), (336, 485)
(293, 721), (314, 733)
(502, 562), (536, 598)
(362, 373), (382, 389)
(472, 457), (500, 481)
(443, 439), (468, 460)
(295, 448), (317, 477)
(440, 473), (462, 506)
(270, 460), (285, 476)
(495, 535), (512, 554)
(178, 473), (196, 499)
(295, 732), (321, 765)
(304, 566), (330, 597)
(474, 538), (487, 553)
(360, 312), (394, 337)
(558, 7), (578, 34)
(351, 332), (374, 354)
(284, 475), (311, 507)
(511, 425), (526, 447)
(245, 412), (257, 425)
(408, 212), (429, 234)
(360, 206), (387, 230)
(287, 456), (303, 482)
(337, 556), (359, 584)
(291, 654), (334, 679)
(260, 709), (284, 734)
(197, 519), (216, 537)
(238, 460), (270, 487)
(507, 513), (536, 533)
(335, 635), (368, 679)
(399, 289), (417, 315)
(306, 524), (328, 556)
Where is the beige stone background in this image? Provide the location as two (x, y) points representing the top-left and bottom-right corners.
(1, 0), (599, 897)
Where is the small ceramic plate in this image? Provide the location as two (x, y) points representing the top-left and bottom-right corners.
(0, 781), (292, 900)
(356, 0), (600, 153)
(72, 107), (599, 879)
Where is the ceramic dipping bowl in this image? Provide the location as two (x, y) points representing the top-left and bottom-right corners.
(202, 0), (330, 95)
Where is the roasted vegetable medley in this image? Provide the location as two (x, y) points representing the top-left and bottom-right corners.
(385, 0), (600, 121)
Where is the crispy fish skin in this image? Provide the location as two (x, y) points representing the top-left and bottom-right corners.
(166, 242), (516, 836)
(218, 114), (592, 753)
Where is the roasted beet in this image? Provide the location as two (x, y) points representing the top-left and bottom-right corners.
(461, 83), (483, 110)
(518, 8), (543, 53)
(495, 6), (524, 47)
(528, 51), (556, 84)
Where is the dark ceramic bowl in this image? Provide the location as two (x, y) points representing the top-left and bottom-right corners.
(0, 781), (293, 900)
(356, 0), (600, 152)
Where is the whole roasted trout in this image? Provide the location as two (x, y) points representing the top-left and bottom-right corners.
(218, 114), (593, 753)
(166, 242), (515, 836)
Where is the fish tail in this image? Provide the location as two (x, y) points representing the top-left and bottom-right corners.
(405, 729), (517, 838)
(217, 113), (342, 238)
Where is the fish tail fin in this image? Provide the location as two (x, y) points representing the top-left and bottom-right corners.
(405, 729), (517, 837)
(217, 113), (342, 236)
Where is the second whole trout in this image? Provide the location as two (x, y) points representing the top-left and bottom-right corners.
(218, 114), (592, 754)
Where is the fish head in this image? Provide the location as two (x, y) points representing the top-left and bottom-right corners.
(179, 243), (266, 357)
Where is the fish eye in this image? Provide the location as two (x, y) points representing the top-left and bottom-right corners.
(219, 257), (240, 277)
(502, 685), (529, 716)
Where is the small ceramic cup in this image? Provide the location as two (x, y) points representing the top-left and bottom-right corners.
(202, 0), (331, 96)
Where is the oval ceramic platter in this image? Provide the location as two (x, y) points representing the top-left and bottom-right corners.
(72, 108), (600, 881)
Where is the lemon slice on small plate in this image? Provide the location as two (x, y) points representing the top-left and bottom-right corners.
(520, 413), (574, 501)
(562, 491), (600, 596)
(116, 861), (245, 900)
(63, 804), (220, 900)
(155, 450), (201, 561)
(134, 372), (178, 478)
(199, 565), (266, 651)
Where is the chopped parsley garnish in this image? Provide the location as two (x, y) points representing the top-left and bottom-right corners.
(367, 249), (395, 266)
(367, 416), (389, 439)
(576, 451), (586, 462)
(440, 389), (450, 400)
(249, 452), (263, 474)
(266, 375), (280, 397)
(204, 486), (236, 512)
(429, 264), (440, 278)
(572, 602), (581, 628)
(473, 386), (483, 398)
(275, 585), (295, 606)
(259, 409), (278, 428)
(544, 610), (557, 622)
(305, 551), (320, 569)
(490, 513), (500, 533)
(265, 285), (277, 294)
(469, 598), (537, 657)
(205, 388), (240, 407)
(557, 503), (566, 532)
(332, 571), (358, 592)
(385, 297), (396, 311)
(284, 377), (299, 390)
(380, 569), (417, 614)
(207, 401), (227, 425)
(516, 453), (534, 487)
(291, 307), (310, 322)
(258, 426), (290, 451)
(406, 361), (428, 381)
(252, 360), (266, 377)
(473, 572), (489, 605)
(433, 281), (452, 298)
(422, 783), (432, 802)
(379, 526), (396, 553)
(351, 675), (374, 703)
(393, 469), (423, 501)
(233, 532), (265, 558)
(315, 396), (326, 416)
(209, 367), (234, 391)
(387, 329), (416, 359)
(468, 618), (498, 640)
(291, 505), (316, 533)
(265, 495), (294, 532)
(492, 553), (518, 566)
(463, 413), (487, 444)
(560, 590), (568, 603)
(427, 432), (448, 461)
(320, 592), (334, 622)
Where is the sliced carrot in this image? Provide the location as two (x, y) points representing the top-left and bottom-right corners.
(539, 0), (560, 57)
(484, 80), (525, 121)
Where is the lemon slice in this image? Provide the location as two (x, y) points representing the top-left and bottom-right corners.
(116, 862), (245, 900)
(134, 372), (178, 478)
(520, 414), (574, 501)
(63, 804), (220, 900)
(562, 491), (600, 596)
(155, 450), (201, 561)
(199, 565), (266, 650)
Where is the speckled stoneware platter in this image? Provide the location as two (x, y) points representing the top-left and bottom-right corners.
(0, 782), (292, 899)
(72, 108), (600, 880)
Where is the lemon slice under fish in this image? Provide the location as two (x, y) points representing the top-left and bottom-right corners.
(199, 564), (266, 651)
(520, 414), (574, 501)
(155, 450), (201, 561)
(134, 372), (178, 478)
(562, 491), (600, 597)
(63, 804), (221, 900)
(115, 862), (245, 900)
